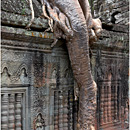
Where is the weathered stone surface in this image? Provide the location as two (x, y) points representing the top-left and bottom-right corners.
(2, 11), (49, 30)
(2, 0), (42, 17)
(94, 0), (129, 25)
(1, 0), (129, 130)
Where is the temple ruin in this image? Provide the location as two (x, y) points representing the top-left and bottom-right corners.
(1, 0), (129, 130)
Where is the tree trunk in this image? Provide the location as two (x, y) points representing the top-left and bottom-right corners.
(44, 0), (97, 129)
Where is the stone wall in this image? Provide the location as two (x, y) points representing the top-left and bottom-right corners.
(1, 0), (129, 130)
(91, 0), (129, 129)
(1, 26), (74, 129)
(93, 0), (129, 25)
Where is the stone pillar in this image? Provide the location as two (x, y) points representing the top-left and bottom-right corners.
(9, 94), (15, 130)
(54, 91), (59, 130)
(1, 94), (9, 129)
(63, 90), (69, 130)
(68, 90), (73, 130)
(59, 91), (64, 130)
(108, 84), (112, 122)
(100, 85), (104, 125)
(15, 93), (22, 130)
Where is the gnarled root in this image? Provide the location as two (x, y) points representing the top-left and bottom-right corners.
(51, 38), (58, 48)
(41, 1), (53, 32)
(92, 18), (102, 36)
(26, 0), (54, 32)
(26, 0), (35, 29)
(45, 4), (73, 47)
(89, 18), (102, 42)
(46, 4), (73, 38)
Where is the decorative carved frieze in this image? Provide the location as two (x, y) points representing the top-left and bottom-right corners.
(1, 63), (29, 86)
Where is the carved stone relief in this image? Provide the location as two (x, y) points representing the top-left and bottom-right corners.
(2, 49), (32, 62)
(1, 67), (11, 86)
(50, 69), (57, 88)
(33, 113), (45, 130)
(96, 52), (128, 129)
(19, 68), (29, 84)
(1, 63), (29, 86)
(1, 88), (28, 130)
(33, 52), (45, 87)
(33, 87), (47, 121)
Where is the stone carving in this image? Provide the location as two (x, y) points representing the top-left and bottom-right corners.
(1, 67), (11, 86)
(33, 52), (45, 87)
(27, 0), (102, 129)
(54, 90), (74, 130)
(51, 69), (57, 83)
(1, 94), (8, 129)
(1, 93), (24, 130)
(96, 56), (127, 129)
(19, 68), (29, 84)
(33, 113), (45, 130)
(124, 99), (129, 129)
(33, 87), (47, 116)
(50, 69), (57, 88)
(1, 63), (29, 85)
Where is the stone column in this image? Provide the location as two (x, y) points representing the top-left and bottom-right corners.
(9, 94), (15, 130)
(1, 94), (9, 129)
(15, 93), (22, 130)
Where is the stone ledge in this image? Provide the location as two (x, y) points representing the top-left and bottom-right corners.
(2, 26), (54, 43)
(90, 29), (129, 52)
(102, 23), (129, 33)
(1, 26), (54, 52)
(2, 11), (49, 30)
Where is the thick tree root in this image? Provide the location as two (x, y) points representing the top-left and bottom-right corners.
(78, 81), (97, 130)
(27, 1), (102, 130)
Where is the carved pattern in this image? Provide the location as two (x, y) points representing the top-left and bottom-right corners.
(96, 55), (126, 129)
(1, 67), (11, 86)
(33, 87), (47, 116)
(54, 91), (59, 130)
(33, 53), (45, 87)
(9, 94), (15, 129)
(1, 49), (32, 62)
(1, 94), (9, 129)
(58, 91), (64, 130)
(2, 38), (52, 52)
(1, 63), (29, 85)
(68, 90), (74, 130)
(33, 113), (45, 130)
(63, 90), (69, 130)
(15, 93), (22, 130)
(50, 69), (57, 88)
(98, 71), (122, 128)
(1, 92), (25, 130)
(54, 89), (74, 130)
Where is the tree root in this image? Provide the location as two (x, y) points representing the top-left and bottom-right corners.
(26, 0), (35, 29)
(41, 1), (53, 32)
